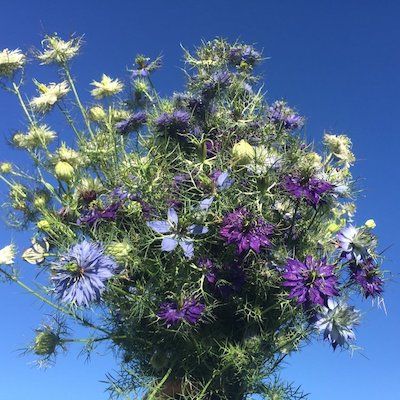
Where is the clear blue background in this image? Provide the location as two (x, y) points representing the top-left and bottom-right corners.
(0, 1), (399, 399)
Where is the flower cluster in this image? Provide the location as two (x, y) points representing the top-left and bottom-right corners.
(0, 36), (386, 399)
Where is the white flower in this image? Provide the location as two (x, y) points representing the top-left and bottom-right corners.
(247, 146), (282, 175)
(30, 81), (70, 113)
(90, 74), (123, 99)
(22, 238), (49, 265)
(0, 48), (26, 77)
(0, 244), (16, 265)
(37, 35), (81, 64)
(324, 134), (355, 165)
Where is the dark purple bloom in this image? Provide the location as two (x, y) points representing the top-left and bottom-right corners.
(202, 70), (232, 98)
(229, 46), (262, 66)
(157, 298), (205, 328)
(200, 258), (245, 298)
(283, 175), (333, 207)
(350, 258), (383, 298)
(205, 140), (222, 157)
(115, 111), (147, 134)
(282, 256), (339, 306)
(155, 110), (191, 136)
(268, 101), (304, 130)
(219, 207), (273, 254)
(51, 240), (118, 307)
(77, 201), (121, 227)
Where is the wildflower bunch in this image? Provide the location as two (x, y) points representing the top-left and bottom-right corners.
(0, 36), (387, 400)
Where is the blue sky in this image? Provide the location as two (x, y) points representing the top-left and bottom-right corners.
(0, 1), (399, 399)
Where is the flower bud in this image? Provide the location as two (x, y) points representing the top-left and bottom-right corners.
(54, 161), (74, 181)
(33, 193), (49, 208)
(33, 330), (60, 356)
(88, 106), (106, 122)
(107, 241), (132, 262)
(37, 219), (51, 232)
(232, 140), (254, 165)
(364, 219), (376, 229)
(0, 162), (12, 174)
(327, 222), (340, 233)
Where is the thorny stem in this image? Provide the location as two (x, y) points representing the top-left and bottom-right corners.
(12, 82), (34, 125)
(0, 267), (111, 335)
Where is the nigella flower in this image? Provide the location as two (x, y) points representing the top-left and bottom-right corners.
(200, 258), (245, 298)
(211, 170), (234, 190)
(115, 111), (147, 134)
(282, 256), (339, 306)
(51, 241), (118, 307)
(130, 55), (162, 78)
(283, 175), (333, 207)
(219, 207), (273, 254)
(146, 208), (208, 259)
(77, 201), (121, 227)
(157, 298), (205, 328)
(155, 110), (191, 136)
(336, 225), (375, 264)
(268, 101), (304, 130)
(201, 70), (232, 98)
(350, 258), (383, 298)
(229, 45), (262, 67)
(314, 299), (361, 350)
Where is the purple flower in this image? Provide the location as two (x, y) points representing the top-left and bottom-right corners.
(314, 299), (361, 350)
(51, 240), (118, 307)
(219, 207), (273, 254)
(130, 55), (161, 78)
(268, 101), (304, 130)
(115, 111), (147, 134)
(200, 258), (245, 298)
(157, 298), (205, 328)
(283, 175), (333, 207)
(211, 170), (234, 190)
(229, 46), (262, 66)
(205, 140), (222, 157)
(350, 258), (383, 298)
(77, 202), (121, 227)
(146, 207), (208, 259)
(155, 110), (191, 136)
(282, 256), (339, 306)
(202, 70), (232, 98)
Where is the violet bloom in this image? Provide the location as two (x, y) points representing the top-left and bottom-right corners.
(350, 258), (383, 298)
(283, 175), (333, 207)
(314, 299), (361, 350)
(146, 208), (208, 259)
(336, 225), (373, 264)
(115, 111), (147, 134)
(131, 56), (161, 78)
(229, 46), (262, 66)
(282, 256), (339, 306)
(202, 70), (231, 98)
(268, 101), (304, 131)
(77, 202), (121, 227)
(155, 110), (191, 136)
(220, 207), (274, 254)
(51, 241), (118, 307)
(200, 258), (245, 298)
(157, 298), (205, 328)
(211, 170), (234, 191)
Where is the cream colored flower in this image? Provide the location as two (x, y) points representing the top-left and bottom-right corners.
(232, 139), (254, 165)
(247, 146), (282, 175)
(0, 162), (12, 174)
(30, 81), (70, 113)
(22, 238), (49, 265)
(27, 125), (57, 147)
(37, 35), (81, 64)
(90, 74), (123, 99)
(0, 244), (16, 265)
(324, 134), (355, 165)
(0, 48), (26, 77)
(364, 219), (376, 229)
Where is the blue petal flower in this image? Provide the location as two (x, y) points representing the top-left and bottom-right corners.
(187, 224), (209, 235)
(161, 236), (179, 252)
(199, 197), (214, 211)
(179, 239), (194, 259)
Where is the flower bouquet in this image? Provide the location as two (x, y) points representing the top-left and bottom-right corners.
(0, 36), (385, 399)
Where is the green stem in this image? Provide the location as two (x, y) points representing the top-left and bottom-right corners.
(0, 267), (111, 335)
(12, 82), (34, 125)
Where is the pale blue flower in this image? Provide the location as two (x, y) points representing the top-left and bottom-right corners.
(147, 207), (208, 259)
